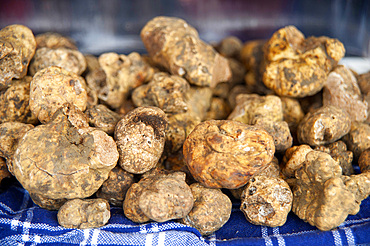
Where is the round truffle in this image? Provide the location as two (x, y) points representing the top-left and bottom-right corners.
(115, 106), (168, 174)
(183, 120), (275, 189)
(181, 183), (232, 235)
(29, 66), (88, 123)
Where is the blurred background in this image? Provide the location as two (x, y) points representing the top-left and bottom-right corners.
(0, 0), (369, 57)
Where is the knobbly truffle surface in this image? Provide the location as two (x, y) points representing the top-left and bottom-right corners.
(228, 94), (283, 124)
(262, 26), (345, 97)
(124, 171), (193, 223)
(281, 145), (313, 178)
(57, 198), (110, 229)
(132, 72), (190, 114)
(35, 32), (77, 50)
(292, 151), (362, 231)
(315, 141), (354, 175)
(0, 76), (38, 124)
(12, 104), (118, 200)
(29, 66), (88, 123)
(241, 176), (292, 227)
(96, 166), (135, 207)
(323, 66), (368, 122)
(85, 104), (121, 135)
(183, 120), (275, 189)
(29, 47), (87, 76)
(115, 106), (168, 174)
(359, 149), (370, 173)
(0, 24), (36, 89)
(181, 183), (232, 235)
(343, 122), (370, 159)
(165, 112), (200, 153)
(141, 16), (231, 88)
(297, 106), (351, 146)
(98, 52), (155, 109)
(0, 122), (34, 174)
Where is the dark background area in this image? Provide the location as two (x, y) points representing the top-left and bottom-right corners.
(0, 0), (369, 56)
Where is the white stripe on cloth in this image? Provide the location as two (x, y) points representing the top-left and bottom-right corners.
(261, 226), (273, 246)
(145, 233), (153, 246)
(273, 227), (285, 246)
(332, 229), (342, 246)
(339, 217), (370, 225)
(343, 227), (355, 246)
(338, 223), (356, 246)
(80, 229), (91, 246)
(91, 229), (100, 246)
(158, 231), (166, 246)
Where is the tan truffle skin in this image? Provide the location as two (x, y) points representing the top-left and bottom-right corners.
(29, 66), (88, 123)
(281, 145), (313, 178)
(205, 97), (231, 121)
(292, 151), (360, 231)
(124, 171), (193, 223)
(344, 122), (370, 159)
(0, 76), (38, 124)
(359, 149), (370, 173)
(240, 40), (272, 95)
(98, 52), (155, 109)
(58, 199), (110, 229)
(0, 122), (34, 174)
(96, 166), (135, 207)
(315, 141), (354, 176)
(0, 157), (12, 183)
(0, 24), (36, 89)
(141, 16), (231, 88)
(228, 94), (292, 152)
(29, 193), (66, 211)
(230, 157), (283, 200)
(183, 120), (275, 189)
(323, 66), (368, 122)
(228, 94), (283, 124)
(132, 72), (190, 114)
(165, 112), (201, 154)
(12, 104), (118, 200)
(280, 97), (305, 130)
(139, 172), (194, 222)
(29, 47), (87, 76)
(297, 106), (351, 146)
(115, 107), (168, 174)
(215, 36), (243, 59)
(181, 183), (232, 235)
(123, 176), (152, 223)
(254, 118), (293, 153)
(35, 32), (77, 50)
(241, 176), (292, 227)
(85, 104), (121, 135)
(186, 86), (213, 121)
(262, 26), (345, 98)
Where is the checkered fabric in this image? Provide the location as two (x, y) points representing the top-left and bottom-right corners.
(0, 182), (369, 246)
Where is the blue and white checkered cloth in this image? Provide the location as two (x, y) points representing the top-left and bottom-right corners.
(0, 182), (369, 246)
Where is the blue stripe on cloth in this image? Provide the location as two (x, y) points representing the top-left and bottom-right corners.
(0, 182), (369, 245)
